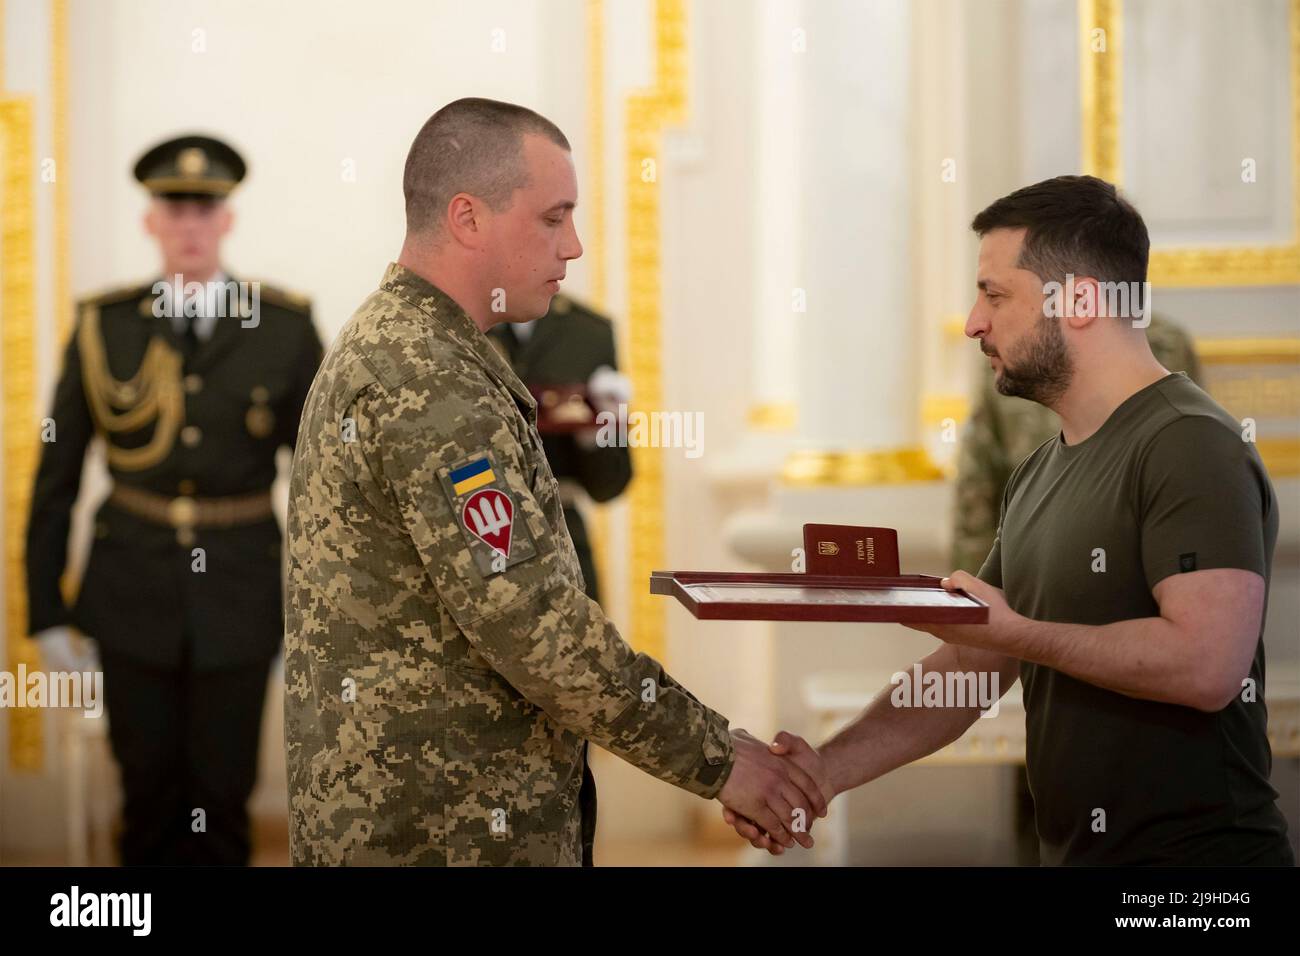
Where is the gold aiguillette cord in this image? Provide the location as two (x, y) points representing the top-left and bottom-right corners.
(77, 303), (184, 471)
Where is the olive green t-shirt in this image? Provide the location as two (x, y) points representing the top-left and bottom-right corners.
(980, 372), (1292, 865)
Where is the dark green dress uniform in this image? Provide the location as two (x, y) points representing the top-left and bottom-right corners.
(24, 135), (324, 865)
(487, 295), (632, 602)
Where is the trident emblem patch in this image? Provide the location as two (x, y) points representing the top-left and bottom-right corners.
(462, 488), (514, 556)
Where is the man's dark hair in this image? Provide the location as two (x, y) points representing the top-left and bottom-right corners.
(403, 97), (571, 235)
(971, 175), (1150, 291)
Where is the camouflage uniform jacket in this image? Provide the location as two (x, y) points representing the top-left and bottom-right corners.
(284, 262), (733, 865)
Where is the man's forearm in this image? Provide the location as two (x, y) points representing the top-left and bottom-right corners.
(931, 568), (1263, 716)
(1000, 615), (1209, 710)
(819, 643), (1004, 797)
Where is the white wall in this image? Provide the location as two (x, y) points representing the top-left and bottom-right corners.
(67, 0), (551, 335)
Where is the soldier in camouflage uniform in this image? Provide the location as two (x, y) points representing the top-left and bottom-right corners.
(951, 314), (1204, 573)
(284, 98), (829, 866)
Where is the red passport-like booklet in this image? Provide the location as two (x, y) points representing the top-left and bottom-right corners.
(803, 524), (900, 577)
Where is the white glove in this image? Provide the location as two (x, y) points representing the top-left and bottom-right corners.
(34, 626), (99, 673)
(587, 366), (631, 415)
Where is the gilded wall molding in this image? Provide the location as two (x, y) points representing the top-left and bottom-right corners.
(1196, 337), (1300, 365)
(1196, 336), (1300, 478)
(1079, 0), (1123, 185)
(585, 0), (613, 617)
(782, 447), (946, 486)
(1081, 0), (1300, 286)
(747, 401), (796, 431)
(2, 97), (44, 770)
(625, 0), (687, 661)
(52, 0), (71, 345)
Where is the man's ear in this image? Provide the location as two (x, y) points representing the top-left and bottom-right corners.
(143, 203), (159, 237)
(445, 193), (484, 249)
(1066, 275), (1102, 330)
(218, 203), (234, 237)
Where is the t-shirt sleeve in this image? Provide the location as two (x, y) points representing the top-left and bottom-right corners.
(976, 534), (1003, 588)
(1138, 414), (1271, 589)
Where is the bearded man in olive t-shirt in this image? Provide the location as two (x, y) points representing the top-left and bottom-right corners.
(721, 175), (1293, 866)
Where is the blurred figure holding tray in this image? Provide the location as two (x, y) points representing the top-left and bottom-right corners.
(488, 294), (632, 604)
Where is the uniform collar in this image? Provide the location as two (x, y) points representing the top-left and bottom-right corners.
(168, 270), (228, 340)
(138, 271), (237, 355)
(380, 262), (537, 418)
(489, 312), (562, 380)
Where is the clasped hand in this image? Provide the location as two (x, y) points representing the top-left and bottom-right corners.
(717, 729), (833, 854)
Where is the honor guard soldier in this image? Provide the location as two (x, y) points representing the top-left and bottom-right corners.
(487, 294), (632, 603)
(25, 134), (324, 865)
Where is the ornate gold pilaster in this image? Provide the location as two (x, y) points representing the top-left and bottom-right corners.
(625, 0), (687, 661)
(585, 0), (613, 615)
(586, 0), (608, 310)
(1079, 0), (1123, 185)
(52, 0), (71, 345)
(2, 97), (43, 770)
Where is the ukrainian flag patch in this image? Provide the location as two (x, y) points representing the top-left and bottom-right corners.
(439, 450), (539, 577)
(449, 456), (496, 496)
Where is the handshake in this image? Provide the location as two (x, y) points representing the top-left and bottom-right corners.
(717, 728), (835, 855)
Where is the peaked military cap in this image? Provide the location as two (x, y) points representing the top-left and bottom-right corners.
(133, 134), (246, 198)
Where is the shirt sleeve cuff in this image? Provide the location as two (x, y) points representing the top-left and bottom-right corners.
(675, 710), (735, 800)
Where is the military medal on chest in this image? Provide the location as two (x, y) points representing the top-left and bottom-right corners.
(245, 384), (276, 438)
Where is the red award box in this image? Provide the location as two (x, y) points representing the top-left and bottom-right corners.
(529, 383), (598, 435)
(649, 524), (988, 624)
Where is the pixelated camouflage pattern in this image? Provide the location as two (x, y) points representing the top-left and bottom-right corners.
(284, 263), (733, 866)
(951, 314), (1205, 573)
